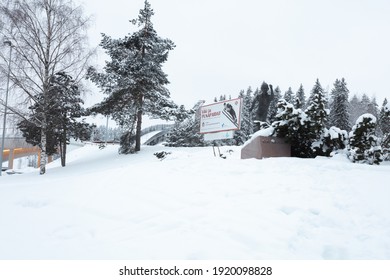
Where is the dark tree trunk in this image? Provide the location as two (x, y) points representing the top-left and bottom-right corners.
(135, 94), (144, 151)
(60, 141), (67, 167)
(61, 125), (67, 167)
(135, 108), (143, 152)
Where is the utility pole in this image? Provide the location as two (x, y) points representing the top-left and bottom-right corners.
(0, 41), (12, 176)
(105, 115), (109, 146)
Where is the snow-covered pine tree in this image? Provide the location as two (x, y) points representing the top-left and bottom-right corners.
(315, 126), (348, 157)
(47, 72), (92, 166)
(329, 78), (350, 131)
(87, 0), (176, 153)
(18, 72), (92, 167)
(349, 94), (362, 125)
(367, 97), (379, 118)
(361, 94), (371, 113)
(165, 119), (205, 147)
(348, 93), (377, 125)
(305, 79), (329, 156)
(267, 86), (282, 123)
(283, 87), (294, 104)
(165, 102), (205, 147)
(295, 84), (306, 109)
(233, 88), (253, 144)
(348, 114), (382, 165)
(272, 99), (296, 136)
(219, 94), (227, 101)
(379, 98), (390, 135)
(379, 98), (390, 160)
(272, 99), (310, 157)
(91, 125), (123, 143)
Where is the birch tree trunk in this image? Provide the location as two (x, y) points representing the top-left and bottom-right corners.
(39, 127), (47, 175)
(0, 0), (94, 175)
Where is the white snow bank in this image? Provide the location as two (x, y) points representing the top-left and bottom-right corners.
(0, 144), (389, 260)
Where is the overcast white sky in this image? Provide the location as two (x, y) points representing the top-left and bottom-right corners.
(79, 0), (390, 109)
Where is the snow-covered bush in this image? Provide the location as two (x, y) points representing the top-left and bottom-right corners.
(154, 151), (171, 160)
(312, 126), (348, 157)
(272, 99), (302, 138)
(348, 114), (383, 165)
(165, 117), (205, 147)
(272, 99), (312, 157)
(119, 131), (136, 154)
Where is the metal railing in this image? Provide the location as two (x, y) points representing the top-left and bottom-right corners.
(140, 124), (174, 136)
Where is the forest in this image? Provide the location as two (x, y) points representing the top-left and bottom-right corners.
(166, 79), (390, 165)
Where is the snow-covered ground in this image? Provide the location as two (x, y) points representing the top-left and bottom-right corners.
(0, 144), (389, 260)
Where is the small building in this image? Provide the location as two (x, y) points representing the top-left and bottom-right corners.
(241, 129), (291, 159)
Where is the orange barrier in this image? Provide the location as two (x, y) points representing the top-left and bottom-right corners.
(1, 146), (52, 169)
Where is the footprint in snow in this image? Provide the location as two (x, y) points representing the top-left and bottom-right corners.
(280, 206), (298, 215)
(16, 199), (49, 209)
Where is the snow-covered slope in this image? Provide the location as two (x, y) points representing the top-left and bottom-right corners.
(0, 144), (389, 259)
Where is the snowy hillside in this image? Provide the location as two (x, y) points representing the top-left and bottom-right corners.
(0, 144), (389, 259)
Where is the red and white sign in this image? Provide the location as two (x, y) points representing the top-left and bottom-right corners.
(200, 98), (242, 134)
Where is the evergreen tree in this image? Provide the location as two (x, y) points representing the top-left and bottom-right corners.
(165, 102), (204, 147)
(348, 114), (382, 165)
(379, 99), (390, 160)
(18, 72), (92, 166)
(283, 87), (294, 103)
(219, 94), (227, 101)
(272, 99), (311, 157)
(87, 0), (176, 153)
(91, 125), (123, 142)
(379, 98), (390, 135)
(267, 87), (348, 158)
(329, 78), (350, 131)
(233, 88), (253, 144)
(317, 126), (348, 156)
(349, 94), (363, 125)
(251, 87), (260, 125)
(0, 0), (94, 174)
(367, 97), (379, 118)
(272, 99), (298, 139)
(267, 86), (282, 123)
(360, 94), (371, 113)
(295, 84), (306, 109)
(305, 79), (329, 155)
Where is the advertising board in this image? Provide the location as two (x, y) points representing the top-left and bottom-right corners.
(199, 98), (242, 134)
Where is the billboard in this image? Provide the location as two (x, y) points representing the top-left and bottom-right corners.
(200, 97), (242, 134)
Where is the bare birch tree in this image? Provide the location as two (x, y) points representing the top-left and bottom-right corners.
(0, 0), (94, 174)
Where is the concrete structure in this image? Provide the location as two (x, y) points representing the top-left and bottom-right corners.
(241, 136), (291, 159)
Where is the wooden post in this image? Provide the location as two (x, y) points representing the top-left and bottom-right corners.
(37, 149), (41, 169)
(8, 148), (14, 169)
